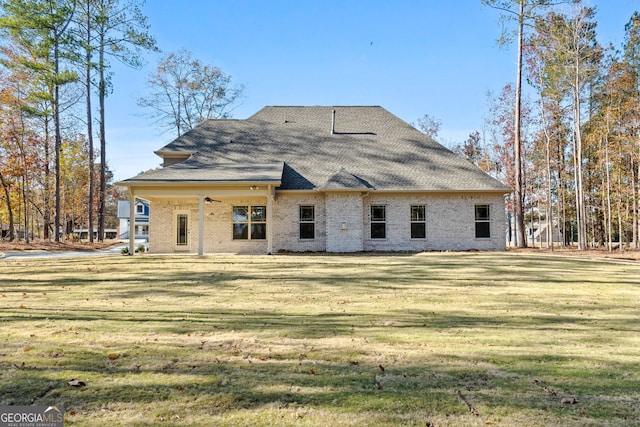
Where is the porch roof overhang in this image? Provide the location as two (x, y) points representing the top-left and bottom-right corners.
(117, 162), (283, 199)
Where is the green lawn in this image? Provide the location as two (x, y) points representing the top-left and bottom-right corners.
(1, 252), (639, 426)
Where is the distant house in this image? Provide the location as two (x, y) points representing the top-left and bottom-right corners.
(118, 106), (510, 254)
(117, 199), (149, 239)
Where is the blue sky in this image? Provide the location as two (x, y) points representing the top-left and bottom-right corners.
(107, 0), (640, 181)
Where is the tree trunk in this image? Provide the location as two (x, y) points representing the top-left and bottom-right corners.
(85, 9), (95, 243)
(573, 77), (587, 250)
(514, 2), (527, 248)
(0, 171), (15, 241)
(98, 28), (106, 242)
(54, 30), (62, 242)
(605, 137), (612, 251)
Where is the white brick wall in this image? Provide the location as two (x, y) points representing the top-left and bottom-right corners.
(324, 193), (364, 252)
(362, 193), (506, 251)
(271, 193), (326, 252)
(147, 192), (506, 254)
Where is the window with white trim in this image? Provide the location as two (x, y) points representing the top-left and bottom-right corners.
(299, 205), (315, 239)
(475, 204), (491, 238)
(410, 205), (426, 239)
(233, 206), (267, 240)
(371, 205), (386, 239)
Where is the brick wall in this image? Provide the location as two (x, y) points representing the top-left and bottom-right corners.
(147, 192), (506, 254)
(362, 193), (506, 251)
(324, 193), (364, 252)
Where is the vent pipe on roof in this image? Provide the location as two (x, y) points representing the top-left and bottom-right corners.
(331, 109), (336, 135)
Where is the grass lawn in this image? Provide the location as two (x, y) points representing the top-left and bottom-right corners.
(1, 251), (639, 426)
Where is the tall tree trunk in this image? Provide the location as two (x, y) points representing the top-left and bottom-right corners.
(54, 30), (62, 242)
(573, 78), (587, 250)
(43, 116), (51, 240)
(98, 28), (106, 242)
(514, 1), (527, 248)
(631, 158), (638, 248)
(85, 8), (95, 243)
(605, 136), (613, 251)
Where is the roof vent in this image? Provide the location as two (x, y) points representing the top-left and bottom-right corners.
(331, 109), (336, 135)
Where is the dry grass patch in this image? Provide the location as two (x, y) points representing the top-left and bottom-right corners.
(1, 252), (639, 426)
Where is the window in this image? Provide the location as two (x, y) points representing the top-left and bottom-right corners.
(475, 204), (491, 238)
(410, 205), (426, 239)
(176, 212), (188, 247)
(136, 203), (144, 214)
(299, 205), (315, 239)
(233, 205), (267, 240)
(371, 205), (386, 239)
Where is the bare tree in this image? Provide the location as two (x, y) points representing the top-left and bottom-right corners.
(138, 49), (244, 138)
(415, 113), (442, 140)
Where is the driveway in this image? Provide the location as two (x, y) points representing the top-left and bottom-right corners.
(0, 243), (141, 259)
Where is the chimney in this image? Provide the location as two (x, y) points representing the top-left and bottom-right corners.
(331, 109), (336, 135)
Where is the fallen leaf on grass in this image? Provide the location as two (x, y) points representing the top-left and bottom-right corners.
(108, 353), (119, 360)
(68, 379), (86, 387)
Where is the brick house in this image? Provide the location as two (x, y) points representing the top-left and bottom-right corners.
(118, 106), (510, 255)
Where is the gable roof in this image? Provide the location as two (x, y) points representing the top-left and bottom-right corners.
(123, 106), (510, 193)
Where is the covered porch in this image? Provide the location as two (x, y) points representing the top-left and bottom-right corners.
(118, 162), (282, 256)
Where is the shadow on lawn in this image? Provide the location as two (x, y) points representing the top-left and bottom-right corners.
(2, 349), (638, 425)
(2, 253), (640, 425)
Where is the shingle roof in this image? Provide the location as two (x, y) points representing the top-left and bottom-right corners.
(124, 106), (510, 193)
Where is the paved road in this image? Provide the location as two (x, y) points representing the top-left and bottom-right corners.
(1, 244), (131, 259)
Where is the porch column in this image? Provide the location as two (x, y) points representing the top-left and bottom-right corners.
(267, 185), (273, 255)
(198, 195), (204, 256)
(129, 193), (136, 256)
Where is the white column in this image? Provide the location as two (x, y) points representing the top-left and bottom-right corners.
(198, 195), (204, 256)
(267, 185), (273, 255)
(129, 193), (136, 256)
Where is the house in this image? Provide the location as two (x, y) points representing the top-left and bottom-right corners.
(118, 106), (511, 255)
(117, 199), (149, 239)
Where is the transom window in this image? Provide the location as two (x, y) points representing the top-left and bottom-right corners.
(233, 206), (267, 240)
(410, 205), (426, 239)
(475, 204), (491, 238)
(371, 205), (386, 239)
(299, 205), (315, 239)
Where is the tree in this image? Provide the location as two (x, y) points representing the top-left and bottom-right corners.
(138, 48), (244, 138)
(0, 0), (78, 242)
(482, 0), (579, 248)
(415, 113), (442, 140)
(91, 0), (156, 241)
(534, 7), (603, 249)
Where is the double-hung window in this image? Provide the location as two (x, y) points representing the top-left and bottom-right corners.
(371, 205), (386, 239)
(410, 205), (426, 239)
(475, 204), (491, 238)
(233, 206), (267, 240)
(299, 206), (315, 239)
